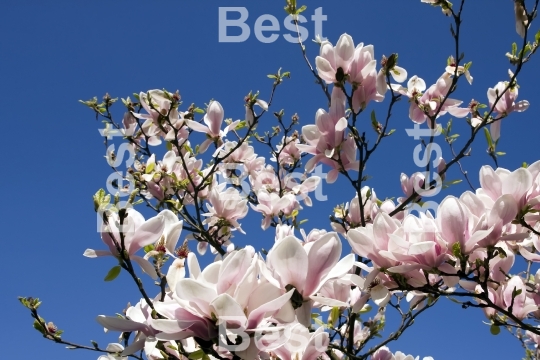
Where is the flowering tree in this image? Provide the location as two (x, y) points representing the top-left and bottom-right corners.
(19, 0), (540, 359)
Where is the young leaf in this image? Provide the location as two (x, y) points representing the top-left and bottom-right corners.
(104, 265), (122, 282)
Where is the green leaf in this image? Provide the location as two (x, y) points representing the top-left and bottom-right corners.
(146, 162), (155, 174)
(267, 74), (278, 79)
(495, 151), (506, 156)
(188, 349), (206, 359)
(490, 324), (500, 335)
(33, 319), (46, 335)
(328, 306), (340, 326)
(512, 42), (517, 56)
(536, 29), (540, 44)
(296, 5), (307, 14)
(483, 128), (493, 148)
(235, 120), (247, 130)
(93, 189), (108, 212)
(104, 265), (122, 282)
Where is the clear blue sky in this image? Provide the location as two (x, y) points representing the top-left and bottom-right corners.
(2, 1), (539, 359)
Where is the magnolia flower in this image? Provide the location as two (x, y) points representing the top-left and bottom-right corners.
(316, 33), (355, 84)
(347, 212), (401, 269)
(97, 300), (157, 356)
(204, 183), (249, 233)
(132, 90), (182, 146)
(186, 101), (239, 153)
(154, 250), (296, 349)
(246, 98), (269, 127)
(395, 74), (468, 126)
(445, 55), (473, 85)
(436, 196), (503, 253)
(371, 346), (394, 360)
(263, 233), (355, 326)
(478, 165), (533, 209)
(250, 190), (294, 230)
(487, 76), (529, 141)
(487, 78), (529, 116)
(84, 209), (167, 279)
(271, 323), (329, 360)
(348, 43), (385, 111)
(502, 276), (538, 320)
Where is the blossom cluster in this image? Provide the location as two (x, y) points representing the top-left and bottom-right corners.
(24, 2), (540, 359)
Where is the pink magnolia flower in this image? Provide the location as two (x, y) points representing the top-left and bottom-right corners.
(371, 346), (394, 360)
(487, 76), (529, 141)
(395, 74), (469, 126)
(273, 135), (302, 166)
(271, 323), (330, 360)
(218, 141), (257, 164)
(347, 212), (401, 269)
(445, 55), (473, 85)
(502, 276), (538, 320)
(263, 233), (355, 326)
(478, 165), (533, 210)
(250, 190), (295, 230)
(141, 151), (179, 201)
(399, 171), (425, 203)
(204, 183), (248, 233)
(316, 33), (356, 84)
(84, 209), (167, 279)
(97, 300), (157, 356)
(155, 250), (296, 346)
(382, 213), (448, 272)
(349, 43), (385, 111)
(132, 90), (183, 147)
(297, 87), (348, 174)
(436, 196), (497, 254)
(186, 101), (239, 153)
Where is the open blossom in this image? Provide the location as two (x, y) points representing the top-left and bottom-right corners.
(131, 90), (185, 146)
(83, 209), (168, 279)
(152, 250), (298, 359)
(297, 88), (359, 182)
(487, 73), (529, 141)
(394, 74), (469, 126)
(271, 323), (329, 360)
(204, 183), (248, 233)
(315, 33), (403, 106)
(263, 233), (355, 326)
(97, 300), (158, 356)
(272, 135), (302, 166)
(186, 100), (239, 153)
(315, 33), (356, 84)
(251, 190), (295, 230)
(445, 55), (473, 85)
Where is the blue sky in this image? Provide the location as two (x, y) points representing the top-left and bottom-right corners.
(2, 1), (539, 359)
